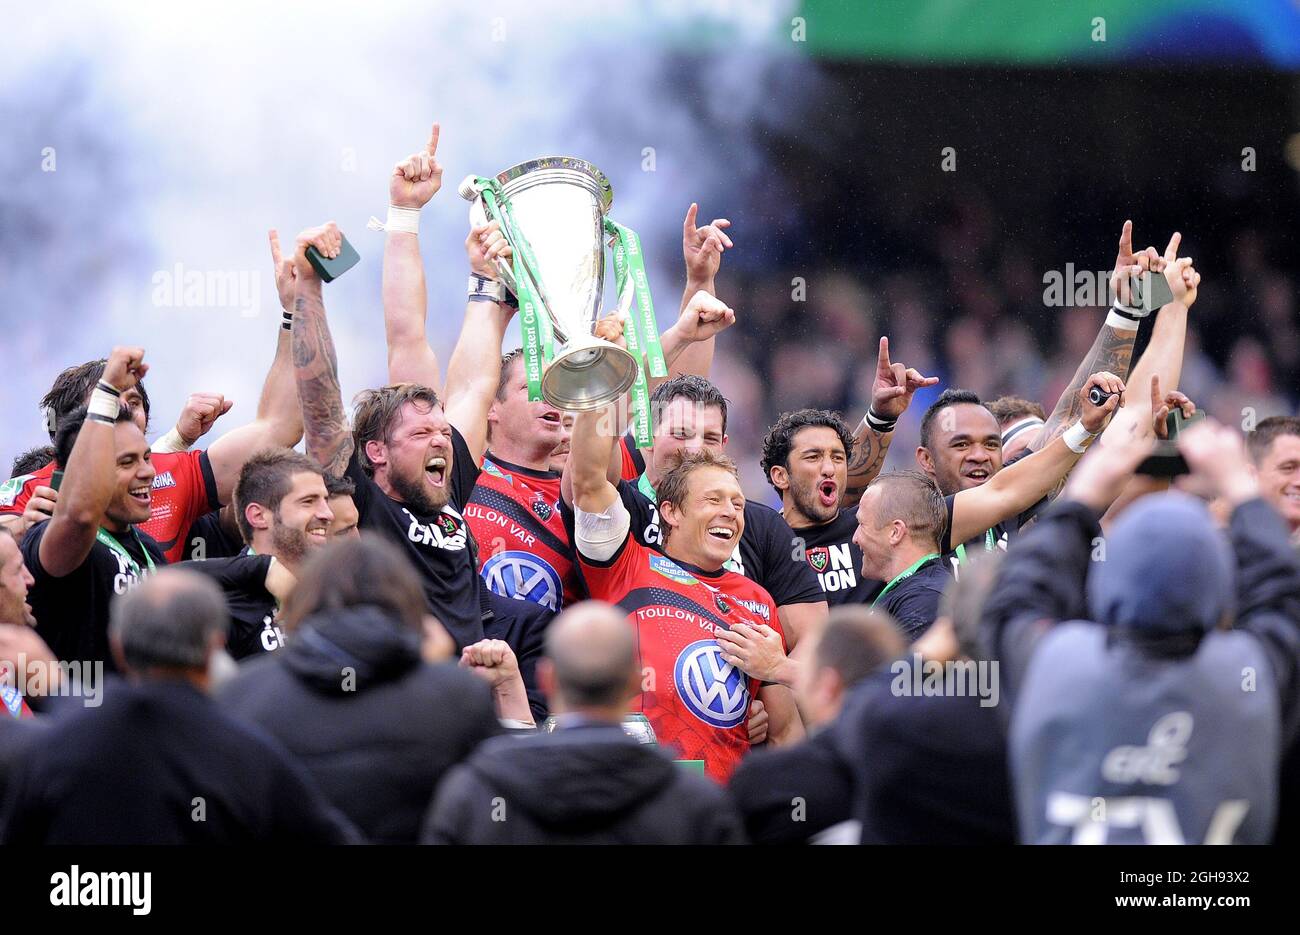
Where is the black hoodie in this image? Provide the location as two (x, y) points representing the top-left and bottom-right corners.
(218, 604), (500, 843)
(422, 723), (746, 844)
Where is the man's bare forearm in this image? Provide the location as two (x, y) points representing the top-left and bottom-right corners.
(1101, 303), (1188, 446)
(292, 281), (353, 477)
(1030, 324), (1136, 452)
(669, 276), (716, 379)
(383, 230), (440, 387)
(842, 423), (893, 508)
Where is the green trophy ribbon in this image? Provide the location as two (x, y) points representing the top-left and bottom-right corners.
(475, 177), (554, 402)
(606, 219), (666, 448)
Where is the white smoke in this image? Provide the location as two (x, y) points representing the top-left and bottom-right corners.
(0, 0), (815, 470)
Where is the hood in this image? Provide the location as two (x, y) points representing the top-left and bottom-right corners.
(1088, 492), (1235, 634)
(470, 727), (678, 828)
(282, 604), (422, 695)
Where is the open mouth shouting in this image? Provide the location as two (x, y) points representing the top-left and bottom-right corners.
(817, 478), (838, 509)
(425, 455), (448, 488)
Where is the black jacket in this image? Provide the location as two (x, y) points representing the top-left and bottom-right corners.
(728, 728), (856, 844)
(0, 678), (355, 844)
(422, 723), (746, 844)
(218, 604), (500, 844)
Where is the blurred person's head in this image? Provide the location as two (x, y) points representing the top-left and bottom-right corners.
(538, 600), (638, 720)
(657, 449), (744, 570)
(353, 384), (453, 513)
(54, 406), (155, 532)
(1228, 337), (1274, 397)
(852, 471), (945, 581)
(324, 474), (360, 540)
(487, 349), (565, 467)
(109, 568), (229, 689)
(234, 449), (332, 571)
(986, 396), (1046, 463)
(9, 445), (56, 478)
(796, 606), (904, 729)
(42, 359), (150, 439)
(644, 376), (728, 487)
(1246, 416), (1300, 531)
(916, 550), (1004, 663)
(917, 389), (1002, 494)
(0, 528), (36, 627)
(761, 408), (855, 527)
(1088, 492), (1235, 645)
(280, 535), (453, 661)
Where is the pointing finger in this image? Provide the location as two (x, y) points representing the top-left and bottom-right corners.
(426, 122), (440, 156)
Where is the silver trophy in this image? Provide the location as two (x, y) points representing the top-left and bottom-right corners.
(459, 157), (639, 411)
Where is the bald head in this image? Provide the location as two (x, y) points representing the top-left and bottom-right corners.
(542, 601), (638, 713)
(110, 568), (229, 676)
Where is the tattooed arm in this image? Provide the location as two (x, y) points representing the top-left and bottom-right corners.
(1028, 221), (1158, 453)
(289, 223), (354, 478)
(841, 337), (937, 507)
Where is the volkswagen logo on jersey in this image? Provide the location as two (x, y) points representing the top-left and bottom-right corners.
(482, 550), (562, 611)
(674, 640), (749, 729)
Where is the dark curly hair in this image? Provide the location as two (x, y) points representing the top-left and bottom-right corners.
(760, 408), (855, 491)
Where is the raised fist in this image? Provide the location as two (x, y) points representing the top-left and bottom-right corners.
(103, 346), (148, 393)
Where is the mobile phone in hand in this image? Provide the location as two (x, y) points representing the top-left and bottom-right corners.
(305, 235), (360, 282)
(50, 469), (64, 492)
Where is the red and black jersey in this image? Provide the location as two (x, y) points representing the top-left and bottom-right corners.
(465, 454), (584, 613)
(0, 452), (219, 564)
(580, 535), (783, 783)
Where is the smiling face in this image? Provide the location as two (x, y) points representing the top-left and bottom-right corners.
(1254, 433), (1300, 530)
(775, 425), (847, 525)
(851, 487), (895, 580)
(104, 421), (156, 529)
(918, 403), (1003, 495)
(648, 399), (727, 485)
(0, 533), (36, 627)
(489, 355), (564, 460)
(270, 472), (334, 562)
(659, 464), (745, 570)
(369, 400), (455, 513)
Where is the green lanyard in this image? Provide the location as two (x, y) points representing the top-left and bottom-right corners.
(96, 526), (156, 578)
(953, 528), (996, 566)
(637, 472), (658, 503)
(872, 552), (939, 607)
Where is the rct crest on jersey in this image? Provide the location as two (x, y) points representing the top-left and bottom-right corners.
(482, 551), (562, 611)
(530, 496), (553, 522)
(806, 547), (829, 572)
(674, 640), (749, 729)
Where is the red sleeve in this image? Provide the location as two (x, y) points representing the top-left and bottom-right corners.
(618, 434), (645, 483)
(0, 470), (48, 517)
(577, 534), (643, 605)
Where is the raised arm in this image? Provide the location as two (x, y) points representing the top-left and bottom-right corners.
(38, 347), (147, 577)
(842, 337), (938, 507)
(570, 405), (622, 515)
(289, 222), (354, 478)
(205, 229), (306, 504)
(1029, 221), (1156, 452)
(654, 289), (736, 394)
(441, 224), (514, 466)
(949, 371), (1122, 544)
(1100, 231), (1199, 446)
(382, 123), (443, 387)
(667, 203), (733, 380)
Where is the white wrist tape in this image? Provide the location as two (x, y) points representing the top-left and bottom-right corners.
(365, 204), (421, 235)
(151, 426), (193, 454)
(87, 387), (121, 421)
(1062, 420), (1097, 454)
(1105, 300), (1143, 332)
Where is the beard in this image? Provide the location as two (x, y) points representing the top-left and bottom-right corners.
(390, 465), (449, 515)
(270, 520), (311, 566)
(789, 476), (840, 525)
(0, 591), (34, 628)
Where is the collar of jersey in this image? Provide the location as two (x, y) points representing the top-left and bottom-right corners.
(486, 451), (560, 481)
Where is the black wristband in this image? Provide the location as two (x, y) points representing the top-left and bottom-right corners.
(865, 408), (897, 434)
(87, 412), (116, 425)
(95, 380), (121, 398)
